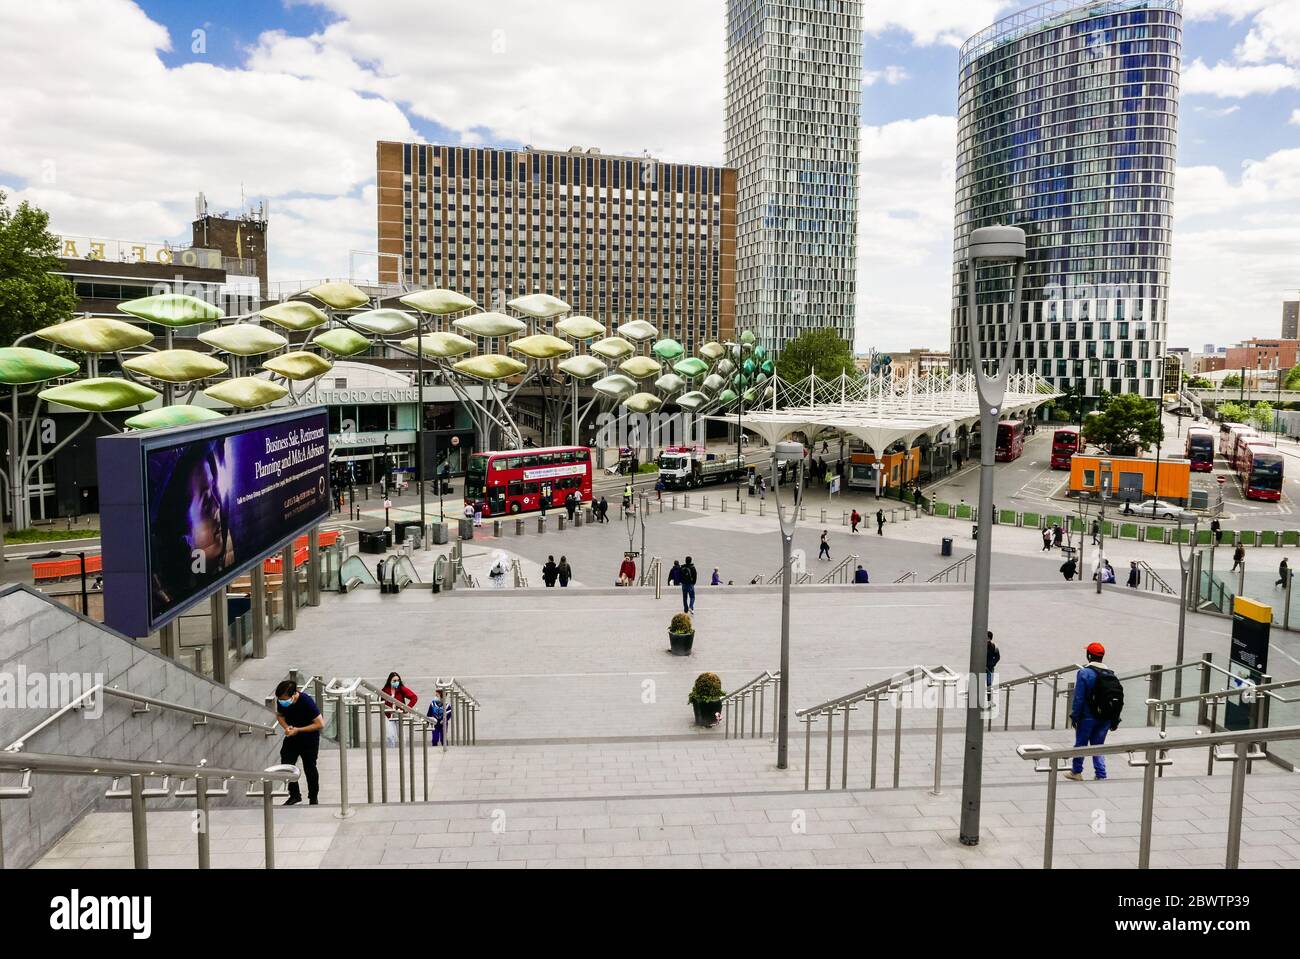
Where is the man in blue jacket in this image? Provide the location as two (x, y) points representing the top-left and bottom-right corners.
(1066, 642), (1120, 781)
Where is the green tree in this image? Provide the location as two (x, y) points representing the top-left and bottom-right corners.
(0, 191), (76, 345)
(1222, 373), (1242, 389)
(1187, 375), (1212, 389)
(1217, 401), (1248, 424)
(1081, 392), (1163, 456)
(1250, 401), (1275, 432)
(1283, 366), (1300, 391)
(774, 328), (857, 381)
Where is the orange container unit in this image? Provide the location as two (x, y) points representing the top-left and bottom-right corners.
(1069, 454), (1191, 504)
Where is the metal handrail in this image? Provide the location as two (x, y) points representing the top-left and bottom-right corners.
(794, 665), (965, 794)
(987, 664), (1084, 733)
(1137, 561), (1174, 595)
(511, 557), (528, 588)
(721, 670), (781, 741)
(4, 684), (278, 753)
(894, 571), (917, 583)
(639, 556), (661, 587)
(817, 553), (858, 585)
(0, 750), (297, 870)
(927, 553), (973, 583)
(1018, 723), (1300, 869)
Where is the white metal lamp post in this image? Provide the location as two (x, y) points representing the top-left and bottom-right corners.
(959, 225), (1027, 846)
(771, 439), (806, 769)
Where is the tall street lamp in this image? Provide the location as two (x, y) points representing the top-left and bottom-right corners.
(772, 439), (806, 769)
(1173, 514), (1200, 716)
(37, 549), (88, 616)
(959, 224), (1027, 847)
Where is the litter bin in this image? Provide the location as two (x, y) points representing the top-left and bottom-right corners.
(382, 526), (393, 548)
(431, 522), (448, 545)
(941, 537), (953, 557)
(359, 530), (386, 554)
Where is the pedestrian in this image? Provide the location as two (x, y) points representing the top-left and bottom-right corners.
(1052, 523), (1063, 548)
(598, 496), (609, 523)
(473, 499), (484, 527)
(985, 631), (1001, 699)
(1041, 528), (1052, 551)
(853, 565), (869, 584)
(668, 560), (681, 586)
(380, 671), (418, 747)
(274, 680), (323, 806)
(655, 477), (665, 502)
(426, 689), (445, 747)
(558, 556), (572, 587)
(680, 555), (698, 613)
(488, 554), (507, 588)
(622, 484), (633, 516)
(1101, 561), (1116, 584)
(1127, 561), (1140, 589)
(463, 502), (474, 527)
(822, 441), (829, 455)
(875, 509), (885, 536)
(565, 492), (577, 523)
(618, 553), (637, 586)
(1060, 557), (1077, 581)
(1232, 543), (1245, 571)
(1211, 518), (1222, 545)
(711, 567), (722, 586)
(850, 509), (860, 533)
(759, 476), (766, 500)
(819, 530), (831, 562)
(1065, 642), (1124, 781)
(1090, 520), (1100, 545)
(542, 555), (558, 588)
(913, 486), (924, 509)
(1276, 557), (1290, 589)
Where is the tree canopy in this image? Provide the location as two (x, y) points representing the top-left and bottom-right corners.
(1222, 373), (1242, 388)
(0, 191), (77, 345)
(774, 328), (857, 382)
(1081, 392), (1163, 456)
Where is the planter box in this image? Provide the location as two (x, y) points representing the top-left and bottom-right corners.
(1261, 530), (1278, 547)
(669, 631), (694, 656)
(1022, 512), (1040, 528)
(1000, 509), (1017, 526)
(692, 700), (722, 727)
(1119, 523), (1139, 539)
(1284, 530), (1300, 547)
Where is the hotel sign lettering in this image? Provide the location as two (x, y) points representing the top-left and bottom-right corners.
(58, 235), (222, 269)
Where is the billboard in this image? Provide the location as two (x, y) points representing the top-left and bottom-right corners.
(98, 407), (330, 637)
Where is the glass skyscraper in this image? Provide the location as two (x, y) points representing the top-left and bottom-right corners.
(726, 0), (862, 355)
(951, 0), (1183, 400)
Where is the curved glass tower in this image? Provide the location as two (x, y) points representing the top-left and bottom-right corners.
(951, 0), (1183, 400)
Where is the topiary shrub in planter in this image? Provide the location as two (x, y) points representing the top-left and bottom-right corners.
(669, 612), (694, 656)
(689, 671), (724, 727)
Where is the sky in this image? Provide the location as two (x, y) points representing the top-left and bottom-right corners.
(0, 0), (1297, 355)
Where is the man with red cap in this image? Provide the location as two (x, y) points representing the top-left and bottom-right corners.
(1065, 641), (1124, 781)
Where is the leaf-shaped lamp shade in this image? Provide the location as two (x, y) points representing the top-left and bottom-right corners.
(314, 328), (372, 357)
(555, 315), (606, 340)
(36, 317), (153, 353)
(125, 405), (225, 430)
(655, 373), (685, 395)
(716, 358), (736, 377)
(260, 301), (328, 331)
(507, 293), (571, 318)
(590, 336), (634, 360)
(624, 392), (663, 414)
(0, 347), (79, 385)
(118, 293), (222, 327)
(262, 351), (334, 381)
(619, 356), (661, 379)
(452, 312), (527, 338)
(557, 355), (607, 380)
(652, 338), (684, 361)
(617, 320), (658, 342)
(348, 309), (417, 336)
(306, 281), (370, 311)
(740, 330), (757, 346)
(761, 359), (775, 376)
(451, 355), (527, 380)
(717, 389), (738, 405)
(699, 341), (726, 362)
(753, 344), (768, 361)
(400, 332), (475, 359)
(702, 373), (727, 393)
(122, 349), (229, 384)
(399, 289), (477, 315)
(40, 377), (159, 412)
(509, 334), (573, 360)
(675, 391), (711, 411)
(204, 377), (289, 409)
(592, 374), (637, 399)
(674, 357), (710, 379)
(198, 324), (288, 356)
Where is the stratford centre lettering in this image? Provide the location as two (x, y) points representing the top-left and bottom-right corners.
(308, 388), (422, 405)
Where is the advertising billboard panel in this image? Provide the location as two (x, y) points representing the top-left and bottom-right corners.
(98, 406), (330, 637)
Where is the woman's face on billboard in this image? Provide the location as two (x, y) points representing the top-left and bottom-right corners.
(183, 454), (226, 566)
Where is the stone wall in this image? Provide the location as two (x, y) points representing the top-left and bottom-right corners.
(0, 585), (282, 869)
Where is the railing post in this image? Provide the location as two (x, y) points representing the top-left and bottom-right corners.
(364, 698), (374, 804)
(262, 779), (276, 870)
(396, 711), (407, 802)
(1030, 678), (1039, 731)
(825, 710), (834, 791)
(1225, 740), (1249, 869)
(1138, 747), (1158, 869)
(334, 693), (353, 819)
(1043, 759), (1059, 869)
(378, 700), (389, 802)
(129, 774), (148, 869)
(1050, 673), (1060, 730)
(407, 714), (417, 800)
(803, 719), (812, 791)
(1197, 655), (1212, 728)
(422, 719), (430, 801)
(893, 695), (903, 789)
(195, 775), (210, 870)
(841, 704), (851, 790)
(1003, 686), (1012, 731)
(1146, 665), (1164, 726)
(932, 682), (946, 796)
(870, 696), (880, 789)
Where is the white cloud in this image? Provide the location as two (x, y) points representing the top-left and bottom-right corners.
(862, 66), (910, 87)
(863, 1), (1011, 48)
(1182, 58), (1300, 96)
(1292, 109), (1300, 125)
(1236, 1), (1300, 64)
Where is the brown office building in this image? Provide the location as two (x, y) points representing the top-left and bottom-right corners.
(376, 142), (736, 352)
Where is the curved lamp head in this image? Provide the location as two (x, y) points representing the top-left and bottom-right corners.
(969, 225), (1027, 263)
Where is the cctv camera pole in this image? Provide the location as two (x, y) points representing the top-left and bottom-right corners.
(959, 226), (1027, 847)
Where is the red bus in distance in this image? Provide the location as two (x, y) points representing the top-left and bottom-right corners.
(1184, 426), (1214, 472)
(1236, 442), (1283, 502)
(1050, 426), (1083, 469)
(995, 420), (1025, 462)
(465, 446), (593, 517)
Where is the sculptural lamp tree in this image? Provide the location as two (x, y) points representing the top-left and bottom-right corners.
(959, 224), (1027, 847)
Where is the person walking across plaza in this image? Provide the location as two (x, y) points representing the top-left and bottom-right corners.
(1065, 642), (1124, 781)
(1277, 557), (1291, 589)
(597, 495), (609, 524)
(985, 632), (1001, 704)
(819, 530), (831, 562)
(1041, 527), (1053, 551)
(557, 556), (572, 587)
(564, 492), (577, 524)
(680, 556), (698, 613)
(875, 508), (885, 536)
(1052, 523), (1063, 548)
(380, 671), (418, 747)
(1127, 561), (1140, 589)
(1232, 543), (1245, 572)
(542, 555), (558, 588)
(274, 680), (323, 805)
(1090, 520), (1100, 545)
(1211, 518), (1222, 546)
(1060, 556), (1077, 581)
(850, 509), (860, 533)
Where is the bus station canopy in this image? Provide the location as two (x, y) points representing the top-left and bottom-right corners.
(705, 371), (1060, 454)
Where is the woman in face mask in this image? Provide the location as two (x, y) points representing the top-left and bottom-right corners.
(381, 671), (418, 747)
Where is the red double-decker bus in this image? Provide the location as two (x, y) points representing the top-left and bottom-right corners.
(465, 446), (593, 517)
(1236, 442), (1284, 502)
(1184, 426), (1215, 472)
(1050, 426), (1083, 469)
(995, 420), (1025, 462)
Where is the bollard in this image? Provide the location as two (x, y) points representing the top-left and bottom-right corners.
(537, 515), (546, 534)
(515, 518), (525, 536)
(558, 516), (567, 531)
(703, 496), (709, 511)
(671, 496), (677, 511)
(741, 500), (747, 515)
(685, 495), (691, 509)
(493, 520), (502, 537)
(721, 498), (727, 513)
(800, 506), (806, 521)
(820, 509), (826, 523)
(658, 499), (663, 513)
(575, 510), (584, 527)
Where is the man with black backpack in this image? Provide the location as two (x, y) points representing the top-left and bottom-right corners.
(1065, 641), (1124, 781)
(680, 556), (698, 614)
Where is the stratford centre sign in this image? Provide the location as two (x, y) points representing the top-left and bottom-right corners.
(303, 387), (422, 405)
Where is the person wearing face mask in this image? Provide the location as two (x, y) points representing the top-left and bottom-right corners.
(427, 688), (446, 747)
(273, 680), (324, 806)
(381, 671), (419, 747)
